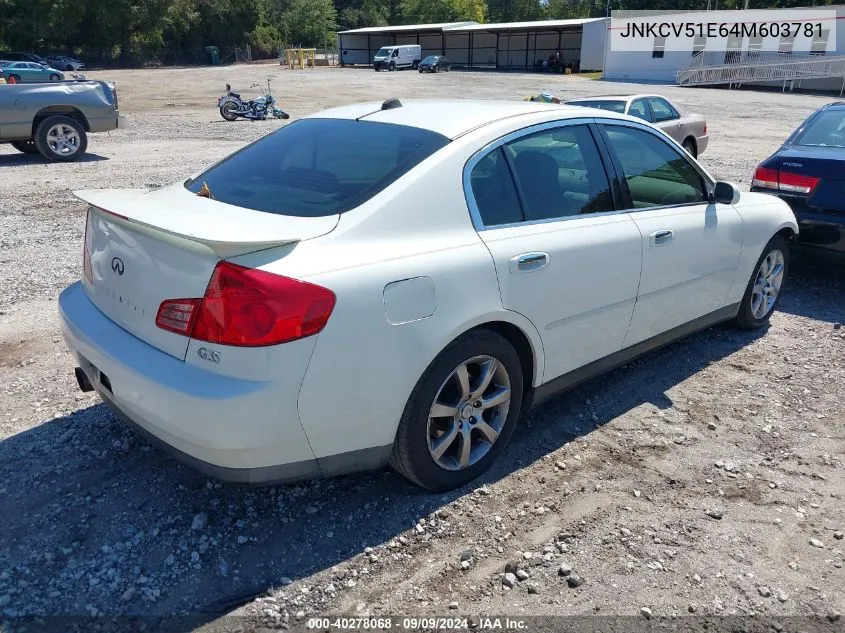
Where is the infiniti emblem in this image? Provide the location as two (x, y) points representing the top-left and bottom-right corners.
(111, 257), (125, 276)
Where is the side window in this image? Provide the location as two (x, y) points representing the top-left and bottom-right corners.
(603, 125), (707, 208)
(504, 125), (614, 221)
(392, 49), (399, 57)
(469, 148), (523, 227)
(628, 99), (651, 122)
(649, 98), (678, 122)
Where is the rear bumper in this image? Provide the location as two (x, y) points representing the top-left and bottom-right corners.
(749, 188), (845, 253)
(696, 134), (709, 155)
(57, 281), (321, 484)
(88, 111), (119, 133)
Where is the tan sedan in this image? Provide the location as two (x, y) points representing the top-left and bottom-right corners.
(566, 94), (709, 158)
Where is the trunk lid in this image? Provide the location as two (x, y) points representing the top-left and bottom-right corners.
(78, 184), (339, 360)
(779, 146), (845, 214)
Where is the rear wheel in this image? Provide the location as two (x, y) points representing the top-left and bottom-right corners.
(731, 235), (788, 329)
(412, 60), (419, 70)
(389, 329), (524, 491)
(11, 139), (38, 154)
(34, 115), (87, 162)
(220, 102), (239, 121)
(682, 138), (697, 157)
(49, 73), (60, 81)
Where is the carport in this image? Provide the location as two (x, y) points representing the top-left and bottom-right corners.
(338, 22), (478, 67)
(446, 18), (608, 71)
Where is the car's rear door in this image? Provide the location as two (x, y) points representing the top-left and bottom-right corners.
(648, 97), (684, 144)
(466, 119), (643, 383)
(596, 120), (743, 347)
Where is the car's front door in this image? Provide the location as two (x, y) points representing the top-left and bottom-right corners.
(648, 97), (684, 144)
(597, 121), (743, 347)
(466, 120), (643, 382)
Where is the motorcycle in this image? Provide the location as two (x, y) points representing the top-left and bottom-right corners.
(218, 78), (290, 121)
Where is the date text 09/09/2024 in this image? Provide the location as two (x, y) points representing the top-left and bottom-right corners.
(306, 617), (528, 630)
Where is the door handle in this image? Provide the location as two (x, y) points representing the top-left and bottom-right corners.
(509, 252), (549, 273)
(649, 230), (674, 246)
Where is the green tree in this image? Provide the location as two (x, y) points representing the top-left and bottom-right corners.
(400, 0), (485, 24)
(283, 0), (338, 46)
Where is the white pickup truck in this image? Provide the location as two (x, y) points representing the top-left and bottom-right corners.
(0, 79), (119, 161)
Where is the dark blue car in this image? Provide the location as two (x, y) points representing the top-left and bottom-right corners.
(751, 101), (845, 255)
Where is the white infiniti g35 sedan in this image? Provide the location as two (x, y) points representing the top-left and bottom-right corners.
(58, 98), (797, 491)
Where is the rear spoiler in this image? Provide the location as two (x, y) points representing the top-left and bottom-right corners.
(74, 188), (336, 258)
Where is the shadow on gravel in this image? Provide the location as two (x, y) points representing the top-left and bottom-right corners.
(0, 152), (110, 166)
(777, 247), (844, 323)
(3, 268), (840, 627)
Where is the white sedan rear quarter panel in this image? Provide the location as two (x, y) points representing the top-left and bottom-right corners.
(231, 132), (549, 462)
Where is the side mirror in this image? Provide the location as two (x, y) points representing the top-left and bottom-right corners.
(711, 181), (740, 205)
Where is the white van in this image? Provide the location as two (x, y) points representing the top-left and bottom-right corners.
(373, 45), (422, 71)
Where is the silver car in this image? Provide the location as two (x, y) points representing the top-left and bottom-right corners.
(567, 94), (709, 157)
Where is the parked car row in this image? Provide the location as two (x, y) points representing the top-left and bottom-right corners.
(0, 51), (84, 83)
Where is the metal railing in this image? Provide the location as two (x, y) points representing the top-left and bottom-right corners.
(676, 50), (845, 94)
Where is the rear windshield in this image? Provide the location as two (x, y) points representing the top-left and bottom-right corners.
(793, 108), (845, 148)
(568, 100), (627, 113)
(185, 118), (449, 217)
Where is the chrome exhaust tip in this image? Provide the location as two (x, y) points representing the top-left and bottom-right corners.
(74, 367), (94, 393)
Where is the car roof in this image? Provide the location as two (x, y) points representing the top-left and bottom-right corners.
(570, 94), (666, 102)
(304, 99), (626, 139)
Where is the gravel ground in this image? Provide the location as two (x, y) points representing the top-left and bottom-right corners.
(0, 66), (843, 632)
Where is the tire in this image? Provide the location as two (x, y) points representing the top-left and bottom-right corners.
(682, 138), (697, 158)
(9, 74), (20, 83)
(434, 65), (439, 73)
(65, 64), (73, 71)
(389, 329), (524, 491)
(731, 235), (789, 330)
(49, 73), (60, 81)
(220, 102), (239, 121)
(389, 62), (396, 72)
(412, 60), (419, 70)
(11, 139), (38, 154)
(34, 115), (87, 162)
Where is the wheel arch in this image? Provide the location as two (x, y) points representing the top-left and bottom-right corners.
(683, 135), (697, 156)
(32, 106), (91, 135)
(435, 311), (546, 401)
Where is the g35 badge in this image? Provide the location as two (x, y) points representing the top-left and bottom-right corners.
(197, 347), (221, 363)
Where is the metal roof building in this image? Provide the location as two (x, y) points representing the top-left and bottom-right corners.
(338, 18), (608, 71)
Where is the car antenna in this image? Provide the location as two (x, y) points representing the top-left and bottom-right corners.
(381, 98), (402, 110)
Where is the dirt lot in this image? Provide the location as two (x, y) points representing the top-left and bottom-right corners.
(0, 66), (843, 631)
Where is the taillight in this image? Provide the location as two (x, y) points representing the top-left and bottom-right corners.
(751, 166), (779, 189)
(752, 165), (820, 195)
(156, 299), (201, 335)
(83, 210), (93, 285)
(703, 123), (707, 135)
(155, 262), (336, 347)
(778, 171), (820, 194)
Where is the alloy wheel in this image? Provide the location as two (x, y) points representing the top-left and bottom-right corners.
(751, 249), (785, 319)
(46, 123), (81, 156)
(427, 355), (511, 471)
